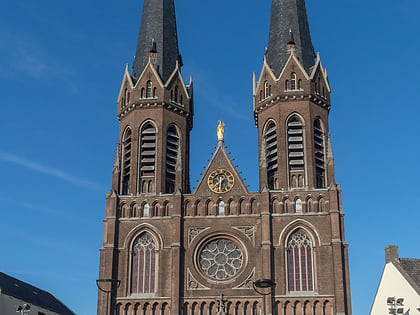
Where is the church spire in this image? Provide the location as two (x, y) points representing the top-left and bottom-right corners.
(132, 0), (181, 82)
(266, 0), (315, 76)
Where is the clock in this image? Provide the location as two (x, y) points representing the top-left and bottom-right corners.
(207, 169), (234, 193)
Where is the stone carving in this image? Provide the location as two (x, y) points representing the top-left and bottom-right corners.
(233, 226), (255, 245)
(187, 268), (209, 290)
(233, 268), (255, 289)
(188, 227), (210, 246)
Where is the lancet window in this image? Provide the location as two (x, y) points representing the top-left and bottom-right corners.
(131, 232), (157, 294)
(165, 125), (180, 193)
(146, 81), (152, 98)
(314, 118), (326, 188)
(140, 123), (156, 193)
(121, 128), (132, 195)
(287, 229), (314, 291)
(287, 116), (305, 188)
(264, 121), (278, 189)
(291, 73), (297, 90)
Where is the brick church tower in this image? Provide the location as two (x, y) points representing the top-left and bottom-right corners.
(97, 0), (352, 314)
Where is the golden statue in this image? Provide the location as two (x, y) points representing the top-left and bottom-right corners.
(217, 121), (224, 141)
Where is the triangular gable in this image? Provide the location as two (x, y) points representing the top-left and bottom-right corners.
(133, 59), (165, 90)
(309, 56), (331, 93)
(116, 64), (135, 101)
(277, 52), (310, 81)
(164, 60), (192, 100)
(194, 144), (248, 196)
(255, 56), (277, 94)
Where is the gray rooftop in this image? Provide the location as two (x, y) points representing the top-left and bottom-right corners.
(0, 272), (75, 315)
(399, 258), (420, 289)
(266, 0), (315, 76)
(132, 0), (180, 82)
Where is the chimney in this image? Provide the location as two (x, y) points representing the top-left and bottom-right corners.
(385, 245), (399, 263)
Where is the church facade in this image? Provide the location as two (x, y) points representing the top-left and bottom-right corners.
(97, 0), (352, 314)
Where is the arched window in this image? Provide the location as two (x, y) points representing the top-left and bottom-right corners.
(165, 125), (180, 193)
(314, 118), (326, 188)
(146, 81), (152, 98)
(259, 90), (263, 101)
(298, 79), (302, 90)
(264, 121), (278, 189)
(121, 128), (132, 195)
(140, 123), (156, 192)
(217, 201), (225, 216)
(131, 232), (157, 294)
(291, 73), (297, 90)
(285, 80), (289, 91)
(125, 89), (130, 106)
(287, 229), (314, 291)
(174, 85), (179, 103)
(153, 87), (157, 98)
(141, 88), (145, 99)
(264, 81), (270, 98)
(287, 116), (305, 188)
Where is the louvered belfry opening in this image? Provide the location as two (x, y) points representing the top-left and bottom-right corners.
(264, 121), (278, 189)
(121, 128), (132, 195)
(314, 118), (326, 188)
(287, 116), (305, 188)
(165, 125), (179, 193)
(140, 123), (156, 193)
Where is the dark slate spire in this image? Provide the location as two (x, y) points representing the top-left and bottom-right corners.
(132, 0), (180, 82)
(266, 0), (315, 76)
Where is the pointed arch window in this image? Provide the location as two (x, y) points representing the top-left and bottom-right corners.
(264, 121), (278, 189)
(287, 116), (305, 188)
(131, 232), (157, 294)
(146, 81), (152, 98)
(140, 123), (156, 193)
(165, 125), (180, 193)
(291, 73), (297, 90)
(287, 229), (314, 291)
(264, 81), (270, 98)
(174, 85), (179, 103)
(121, 128), (132, 195)
(314, 118), (326, 188)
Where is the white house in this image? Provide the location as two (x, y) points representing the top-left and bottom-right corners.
(370, 245), (420, 315)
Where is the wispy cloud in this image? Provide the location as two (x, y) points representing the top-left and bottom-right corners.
(0, 31), (78, 92)
(0, 151), (106, 191)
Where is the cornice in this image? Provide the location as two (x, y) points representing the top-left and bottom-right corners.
(118, 100), (191, 120)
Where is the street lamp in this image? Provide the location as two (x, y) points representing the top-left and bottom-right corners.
(96, 278), (121, 315)
(253, 279), (275, 315)
(387, 297), (405, 314)
(16, 304), (30, 314)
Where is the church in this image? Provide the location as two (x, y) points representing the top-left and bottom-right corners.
(97, 0), (352, 314)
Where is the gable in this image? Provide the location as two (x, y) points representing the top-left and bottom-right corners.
(370, 263), (419, 315)
(194, 144), (248, 196)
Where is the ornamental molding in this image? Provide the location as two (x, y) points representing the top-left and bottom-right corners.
(233, 268), (255, 290)
(233, 226), (255, 245)
(188, 227), (210, 247)
(187, 268), (209, 291)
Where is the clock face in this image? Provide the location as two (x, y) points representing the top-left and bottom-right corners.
(207, 169), (234, 194)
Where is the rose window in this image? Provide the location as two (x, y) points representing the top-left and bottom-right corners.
(199, 238), (243, 280)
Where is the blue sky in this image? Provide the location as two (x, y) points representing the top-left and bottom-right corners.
(1, 0), (419, 314)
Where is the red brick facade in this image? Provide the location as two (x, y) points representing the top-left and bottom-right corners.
(97, 2), (352, 315)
